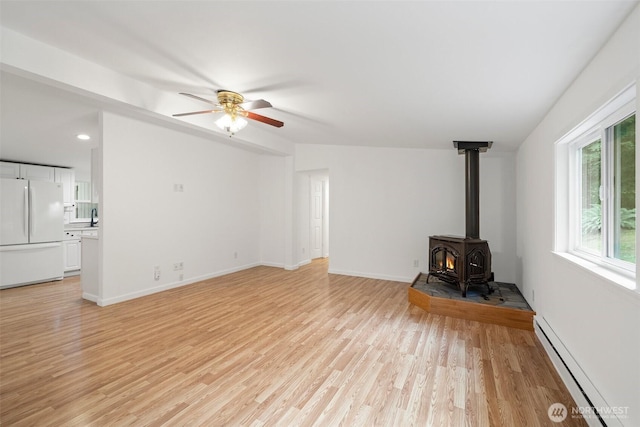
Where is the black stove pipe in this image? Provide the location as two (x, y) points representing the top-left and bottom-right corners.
(465, 149), (480, 239)
(453, 141), (492, 240)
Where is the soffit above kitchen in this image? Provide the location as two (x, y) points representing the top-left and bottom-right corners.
(0, 72), (100, 177)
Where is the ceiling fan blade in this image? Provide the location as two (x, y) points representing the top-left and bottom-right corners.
(179, 92), (218, 105)
(173, 109), (222, 117)
(240, 99), (272, 110)
(245, 111), (284, 128)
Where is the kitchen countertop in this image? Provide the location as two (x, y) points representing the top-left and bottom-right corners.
(64, 225), (100, 231)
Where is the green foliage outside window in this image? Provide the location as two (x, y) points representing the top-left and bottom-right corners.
(580, 114), (635, 263)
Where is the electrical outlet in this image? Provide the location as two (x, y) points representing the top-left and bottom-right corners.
(234, 251), (238, 259)
(173, 262), (184, 271)
(179, 273), (183, 281)
(154, 266), (160, 281)
(173, 183), (184, 192)
(413, 259), (419, 267)
(532, 289), (535, 302)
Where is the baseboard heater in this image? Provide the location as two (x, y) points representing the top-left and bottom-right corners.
(534, 316), (623, 427)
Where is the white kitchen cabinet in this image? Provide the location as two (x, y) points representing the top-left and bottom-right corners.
(54, 168), (76, 208)
(1, 162), (56, 181)
(0, 161), (21, 178)
(63, 238), (82, 273)
(62, 228), (98, 275)
(19, 164), (55, 182)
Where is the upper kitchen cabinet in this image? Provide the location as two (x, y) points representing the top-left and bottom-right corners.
(54, 168), (75, 208)
(19, 164), (56, 181)
(0, 161), (56, 181)
(0, 161), (21, 178)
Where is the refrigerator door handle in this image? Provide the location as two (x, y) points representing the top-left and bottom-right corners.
(29, 185), (34, 237)
(24, 184), (29, 238)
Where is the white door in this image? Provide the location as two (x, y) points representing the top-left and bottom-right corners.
(310, 178), (324, 259)
(29, 180), (64, 244)
(0, 178), (29, 245)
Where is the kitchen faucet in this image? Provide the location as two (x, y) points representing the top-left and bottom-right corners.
(90, 208), (98, 227)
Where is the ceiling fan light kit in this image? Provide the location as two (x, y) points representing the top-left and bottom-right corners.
(215, 114), (248, 134)
(173, 89), (284, 135)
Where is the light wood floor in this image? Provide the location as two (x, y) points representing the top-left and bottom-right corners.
(1, 259), (586, 426)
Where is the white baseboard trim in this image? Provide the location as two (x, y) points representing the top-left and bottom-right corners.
(261, 261), (285, 268)
(92, 263), (413, 307)
(261, 261), (310, 270)
(327, 268), (413, 283)
(97, 262), (262, 306)
(82, 291), (99, 303)
(534, 316), (624, 427)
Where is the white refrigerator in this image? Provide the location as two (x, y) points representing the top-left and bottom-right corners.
(0, 178), (64, 288)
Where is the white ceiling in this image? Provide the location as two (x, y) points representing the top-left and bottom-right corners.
(0, 1), (637, 172)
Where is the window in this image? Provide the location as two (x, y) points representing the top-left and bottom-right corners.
(556, 84), (636, 282)
(575, 114), (636, 269)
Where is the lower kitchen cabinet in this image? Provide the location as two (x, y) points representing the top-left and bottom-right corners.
(63, 239), (81, 273)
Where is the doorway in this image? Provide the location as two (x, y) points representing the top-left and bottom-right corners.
(309, 175), (329, 259)
(297, 170), (329, 264)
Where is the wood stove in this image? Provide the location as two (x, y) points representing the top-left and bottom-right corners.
(428, 235), (492, 296)
(427, 141), (493, 297)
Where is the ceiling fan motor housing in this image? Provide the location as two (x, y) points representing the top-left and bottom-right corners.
(217, 90), (244, 118)
(217, 90), (243, 105)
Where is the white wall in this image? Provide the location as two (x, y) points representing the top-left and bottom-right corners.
(259, 155), (286, 267)
(295, 144), (518, 283)
(516, 5), (639, 425)
(296, 173), (312, 266)
(100, 112), (261, 304)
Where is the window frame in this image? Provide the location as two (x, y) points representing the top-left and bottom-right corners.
(570, 110), (636, 272)
(556, 83), (636, 282)
(571, 132), (602, 257)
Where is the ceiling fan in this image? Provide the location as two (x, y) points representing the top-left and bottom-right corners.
(173, 90), (284, 134)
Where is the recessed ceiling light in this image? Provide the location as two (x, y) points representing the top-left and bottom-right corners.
(76, 134), (91, 140)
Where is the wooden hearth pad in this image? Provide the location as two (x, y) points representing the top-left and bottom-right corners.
(409, 273), (535, 331)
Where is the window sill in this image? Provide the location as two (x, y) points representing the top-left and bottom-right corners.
(552, 251), (639, 298)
